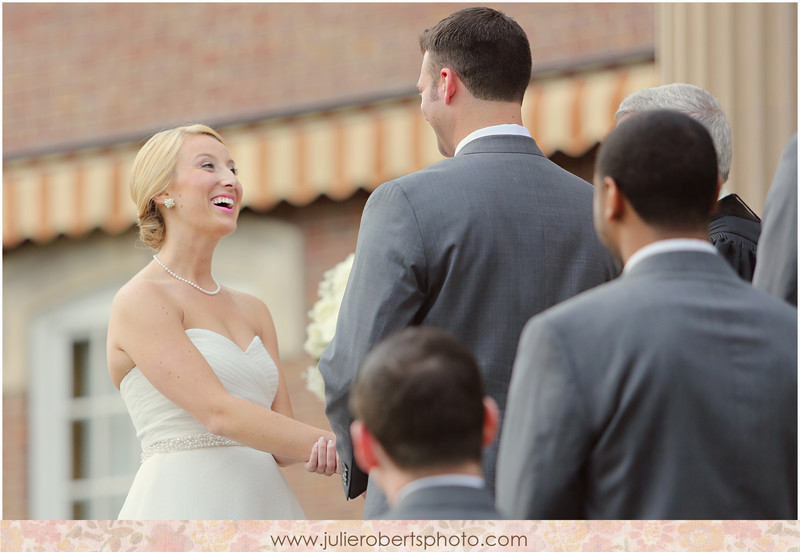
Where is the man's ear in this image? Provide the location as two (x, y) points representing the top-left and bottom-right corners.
(351, 420), (379, 473)
(482, 397), (500, 447)
(440, 67), (458, 105)
(711, 174), (723, 214)
(602, 176), (626, 222)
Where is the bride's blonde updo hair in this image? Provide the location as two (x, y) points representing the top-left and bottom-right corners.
(130, 124), (226, 250)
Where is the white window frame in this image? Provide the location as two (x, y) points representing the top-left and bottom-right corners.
(29, 284), (138, 519)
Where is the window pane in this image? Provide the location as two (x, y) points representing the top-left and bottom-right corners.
(72, 340), (90, 398)
(72, 500), (89, 521)
(71, 420), (87, 480)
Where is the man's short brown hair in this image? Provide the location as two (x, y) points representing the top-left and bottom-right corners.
(419, 7), (532, 103)
(349, 327), (486, 469)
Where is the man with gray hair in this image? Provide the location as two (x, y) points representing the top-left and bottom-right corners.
(615, 83), (761, 281)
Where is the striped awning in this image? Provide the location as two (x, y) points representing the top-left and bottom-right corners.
(3, 62), (656, 249)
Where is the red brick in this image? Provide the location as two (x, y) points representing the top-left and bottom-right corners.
(3, 3), (654, 156)
(3, 393), (29, 519)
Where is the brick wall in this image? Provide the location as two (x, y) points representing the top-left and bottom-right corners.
(276, 192), (366, 311)
(3, 394), (28, 519)
(3, 3), (654, 157)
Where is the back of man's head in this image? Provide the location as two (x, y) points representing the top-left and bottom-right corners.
(615, 83), (732, 182)
(418, 7), (531, 103)
(349, 327), (486, 470)
(596, 110), (719, 231)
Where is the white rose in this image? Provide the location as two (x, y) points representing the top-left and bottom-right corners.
(302, 365), (327, 403)
(302, 253), (355, 402)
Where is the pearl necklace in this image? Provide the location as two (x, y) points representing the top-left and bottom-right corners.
(153, 255), (221, 295)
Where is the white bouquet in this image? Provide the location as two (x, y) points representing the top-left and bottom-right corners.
(302, 253), (355, 402)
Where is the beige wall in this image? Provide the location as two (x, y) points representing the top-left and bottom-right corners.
(658, 3), (798, 214)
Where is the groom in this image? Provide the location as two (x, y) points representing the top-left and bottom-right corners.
(319, 6), (617, 519)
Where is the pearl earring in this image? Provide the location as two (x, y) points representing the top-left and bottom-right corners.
(165, 198), (175, 209)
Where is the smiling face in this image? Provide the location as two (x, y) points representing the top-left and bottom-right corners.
(166, 134), (242, 238)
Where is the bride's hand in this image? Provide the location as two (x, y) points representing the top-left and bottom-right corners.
(305, 436), (340, 476)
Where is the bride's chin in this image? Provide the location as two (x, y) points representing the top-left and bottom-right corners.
(212, 219), (238, 236)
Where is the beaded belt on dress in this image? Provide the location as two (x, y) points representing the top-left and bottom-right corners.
(140, 433), (241, 463)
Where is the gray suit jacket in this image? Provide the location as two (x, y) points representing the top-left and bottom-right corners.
(497, 250), (798, 519)
(753, 133), (797, 305)
(319, 134), (617, 518)
(380, 484), (503, 520)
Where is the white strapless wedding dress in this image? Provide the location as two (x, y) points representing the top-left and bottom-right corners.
(118, 328), (305, 519)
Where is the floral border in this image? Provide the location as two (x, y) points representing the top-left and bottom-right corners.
(2, 520), (799, 552)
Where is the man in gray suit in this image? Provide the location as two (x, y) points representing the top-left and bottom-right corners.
(496, 110), (798, 519)
(753, 133), (797, 306)
(319, 6), (616, 518)
(349, 327), (503, 520)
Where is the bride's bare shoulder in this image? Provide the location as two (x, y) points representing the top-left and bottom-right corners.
(107, 270), (183, 387)
(110, 269), (179, 319)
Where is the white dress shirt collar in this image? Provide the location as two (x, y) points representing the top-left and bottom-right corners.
(394, 474), (485, 505)
(454, 124), (531, 156)
(624, 238), (718, 274)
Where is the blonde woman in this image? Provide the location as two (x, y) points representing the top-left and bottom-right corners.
(107, 124), (337, 519)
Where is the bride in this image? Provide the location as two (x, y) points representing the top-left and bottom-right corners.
(107, 124), (337, 520)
